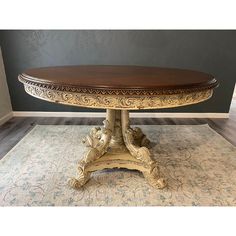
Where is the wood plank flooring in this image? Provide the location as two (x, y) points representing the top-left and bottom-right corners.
(0, 100), (235, 160)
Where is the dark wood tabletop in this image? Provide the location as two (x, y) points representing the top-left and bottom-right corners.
(20, 65), (218, 92)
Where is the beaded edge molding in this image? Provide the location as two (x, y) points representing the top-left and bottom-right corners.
(19, 76), (213, 110)
(19, 74), (218, 96)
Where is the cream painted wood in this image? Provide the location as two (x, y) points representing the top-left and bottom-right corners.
(69, 109), (166, 189)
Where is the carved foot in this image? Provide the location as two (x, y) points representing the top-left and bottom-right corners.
(70, 111), (116, 189)
(143, 165), (166, 189)
(68, 167), (91, 189)
(69, 109), (167, 190)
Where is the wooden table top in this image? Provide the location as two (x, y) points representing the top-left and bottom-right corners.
(19, 65), (218, 110)
(19, 65), (218, 94)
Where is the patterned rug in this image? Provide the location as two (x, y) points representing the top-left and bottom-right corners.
(0, 124), (236, 206)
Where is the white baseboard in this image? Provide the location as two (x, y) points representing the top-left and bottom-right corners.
(0, 112), (13, 125)
(12, 111), (229, 119)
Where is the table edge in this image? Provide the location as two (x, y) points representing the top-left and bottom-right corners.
(18, 75), (215, 110)
(19, 73), (218, 96)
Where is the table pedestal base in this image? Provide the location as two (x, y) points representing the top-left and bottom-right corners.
(69, 109), (166, 189)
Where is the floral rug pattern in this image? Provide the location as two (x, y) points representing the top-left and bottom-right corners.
(0, 124), (236, 206)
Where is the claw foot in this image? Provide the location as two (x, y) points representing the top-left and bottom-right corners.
(68, 167), (90, 189)
(143, 166), (166, 189)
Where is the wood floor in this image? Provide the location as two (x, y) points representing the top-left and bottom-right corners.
(0, 100), (235, 160)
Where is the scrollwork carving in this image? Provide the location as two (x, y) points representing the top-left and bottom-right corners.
(81, 119), (113, 165)
(22, 81), (213, 110)
(19, 72), (216, 190)
(121, 110), (153, 164)
(68, 166), (90, 189)
(123, 128), (153, 164)
(143, 166), (166, 189)
(67, 109), (167, 189)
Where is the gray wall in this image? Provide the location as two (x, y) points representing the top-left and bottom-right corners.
(0, 47), (12, 123)
(0, 30), (235, 113)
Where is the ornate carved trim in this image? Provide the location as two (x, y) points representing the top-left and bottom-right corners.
(19, 74), (218, 96)
(121, 110), (153, 164)
(69, 109), (167, 189)
(20, 78), (213, 110)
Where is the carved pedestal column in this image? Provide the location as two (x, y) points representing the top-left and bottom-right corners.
(69, 109), (166, 189)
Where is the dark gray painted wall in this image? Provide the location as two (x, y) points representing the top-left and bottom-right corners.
(0, 30), (235, 113)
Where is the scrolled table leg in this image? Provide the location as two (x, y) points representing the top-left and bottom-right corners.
(69, 109), (115, 189)
(69, 108), (166, 189)
(121, 110), (153, 164)
(121, 110), (166, 189)
(82, 110), (115, 163)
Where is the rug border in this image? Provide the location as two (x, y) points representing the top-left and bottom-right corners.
(202, 124), (236, 148)
(0, 125), (39, 163)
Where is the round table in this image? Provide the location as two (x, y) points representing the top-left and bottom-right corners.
(18, 65), (218, 189)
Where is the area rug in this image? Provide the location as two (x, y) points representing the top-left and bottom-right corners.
(0, 124), (236, 206)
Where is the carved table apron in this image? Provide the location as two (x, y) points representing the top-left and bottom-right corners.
(18, 65), (218, 189)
